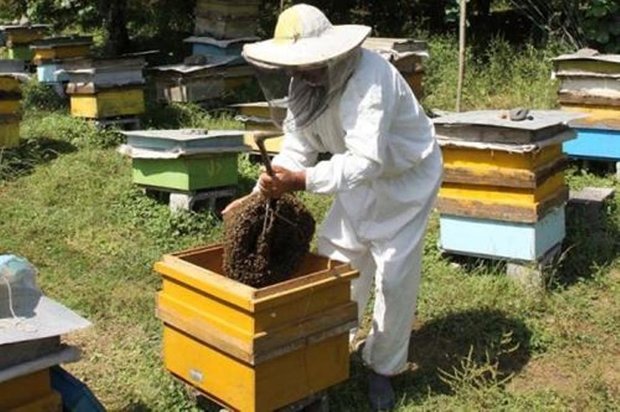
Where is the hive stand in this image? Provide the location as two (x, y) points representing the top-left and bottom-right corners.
(143, 185), (236, 213)
(505, 242), (563, 289)
(568, 186), (616, 229)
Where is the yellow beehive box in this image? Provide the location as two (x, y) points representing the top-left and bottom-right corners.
(0, 369), (62, 412)
(154, 244), (359, 412)
(69, 87), (145, 119)
(438, 172), (568, 223)
(2, 24), (49, 46)
(441, 144), (566, 189)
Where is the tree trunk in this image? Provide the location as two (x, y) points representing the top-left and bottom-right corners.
(101, 0), (130, 56)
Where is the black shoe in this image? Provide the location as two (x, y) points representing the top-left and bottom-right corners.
(368, 371), (395, 411)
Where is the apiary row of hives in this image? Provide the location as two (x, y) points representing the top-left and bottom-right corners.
(0, 23), (49, 61)
(151, 0), (259, 104)
(434, 110), (580, 262)
(553, 50), (620, 169)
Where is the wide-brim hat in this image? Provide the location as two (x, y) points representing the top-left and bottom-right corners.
(243, 4), (371, 68)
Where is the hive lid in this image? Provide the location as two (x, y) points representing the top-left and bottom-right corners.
(434, 110), (582, 130)
(122, 129), (244, 142)
(184, 36), (260, 48)
(0, 23), (50, 31)
(553, 50), (620, 65)
(150, 56), (238, 74)
(30, 35), (93, 49)
(433, 110), (584, 144)
(362, 37), (428, 54)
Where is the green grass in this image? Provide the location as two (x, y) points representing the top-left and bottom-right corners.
(1, 37), (619, 411)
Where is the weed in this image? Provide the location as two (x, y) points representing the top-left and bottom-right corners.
(21, 80), (68, 112)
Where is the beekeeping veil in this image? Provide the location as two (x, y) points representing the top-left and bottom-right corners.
(243, 4), (371, 131)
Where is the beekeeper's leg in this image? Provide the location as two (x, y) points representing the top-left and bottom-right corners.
(317, 199), (376, 339)
(361, 209), (432, 377)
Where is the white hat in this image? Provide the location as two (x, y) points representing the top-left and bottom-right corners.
(0, 255), (91, 345)
(243, 4), (371, 68)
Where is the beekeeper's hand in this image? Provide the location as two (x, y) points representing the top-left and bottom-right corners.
(222, 194), (252, 217)
(259, 166), (306, 198)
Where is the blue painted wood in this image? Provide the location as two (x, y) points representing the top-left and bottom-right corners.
(563, 127), (620, 161)
(439, 206), (566, 261)
(37, 64), (69, 83)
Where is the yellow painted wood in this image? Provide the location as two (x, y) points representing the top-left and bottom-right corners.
(243, 133), (283, 153)
(0, 369), (53, 410)
(439, 172), (565, 206)
(9, 392), (62, 412)
(561, 104), (620, 127)
(0, 100), (21, 115)
(442, 144), (562, 171)
(163, 326), (349, 412)
(70, 88), (145, 118)
(33, 45), (90, 61)
(6, 29), (46, 45)
(0, 76), (21, 93)
(0, 120), (20, 148)
(155, 244), (359, 411)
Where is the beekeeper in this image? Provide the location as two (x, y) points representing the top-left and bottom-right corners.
(225, 4), (442, 410)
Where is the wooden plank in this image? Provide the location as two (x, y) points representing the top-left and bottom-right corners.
(442, 156), (568, 189)
(0, 100), (21, 115)
(555, 59), (620, 76)
(440, 172), (566, 205)
(0, 76), (21, 93)
(0, 369), (53, 410)
(437, 186), (569, 223)
(439, 206), (566, 261)
(563, 127), (620, 161)
(558, 92), (620, 107)
(9, 392), (62, 412)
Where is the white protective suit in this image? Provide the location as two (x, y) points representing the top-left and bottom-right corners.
(271, 48), (443, 376)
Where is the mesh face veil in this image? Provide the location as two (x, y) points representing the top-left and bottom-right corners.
(251, 48), (362, 132)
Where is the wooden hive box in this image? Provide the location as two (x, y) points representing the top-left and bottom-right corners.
(150, 59), (236, 103)
(0, 59), (26, 74)
(439, 136), (572, 189)
(36, 63), (70, 84)
(7, 45), (34, 61)
(30, 36), (93, 65)
(440, 206), (566, 261)
(362, 37), (428, 98)
(194, 0), (260, 38)
(184, 36), (258, 61)
(123, 129), (247, 191)
(67, 85), (145, 119)
(1, 24), (49, 47)
(553, 51), (620, 107)
(560, 105), (620, 161)
(438, 171), (568, 223)
(0, 369), (62, 412)
(154, 244), (359, 412)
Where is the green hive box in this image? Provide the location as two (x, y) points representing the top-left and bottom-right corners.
(132, 153), (238, 191)
(8, 45), (34, 61)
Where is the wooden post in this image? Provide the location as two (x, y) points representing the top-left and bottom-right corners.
(456, 0), (467, 112)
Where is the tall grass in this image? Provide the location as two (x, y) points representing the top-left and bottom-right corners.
(422, 36), (572, 112)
